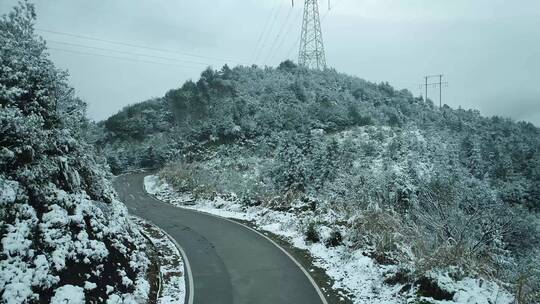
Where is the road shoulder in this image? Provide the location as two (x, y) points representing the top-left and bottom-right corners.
(133, 216), (189, 304)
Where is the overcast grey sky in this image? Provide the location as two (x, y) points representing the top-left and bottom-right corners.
(1, 0), (539, 125)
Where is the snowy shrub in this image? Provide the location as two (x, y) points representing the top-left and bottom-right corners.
(159, 161), (200, 193)
(50, 285), (85, 304)
(304, 222), (320, 243)
(159, 149), (274, 201)
(272, 134), (310, 191)
(271, 133), (344, 193)
(512, 250), (540, 304)
(409, 175), (513, 276)
(349, 209), (406, 265)
(324, 229), (343, 247)
(0, 3), (148, 303)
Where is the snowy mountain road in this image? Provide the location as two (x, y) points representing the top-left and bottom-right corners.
(114, 173), (326, 304)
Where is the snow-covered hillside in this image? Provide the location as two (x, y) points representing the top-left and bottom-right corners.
(144, 175), (515, 304)
(0, 3), (150, 303)
(93, 5), (539, 304)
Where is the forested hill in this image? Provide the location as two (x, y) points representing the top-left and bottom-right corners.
(97, 60), (540, 301)
(98, 60), (539, 211)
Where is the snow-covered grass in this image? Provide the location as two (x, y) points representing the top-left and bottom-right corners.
(144, 175), (514, 304)
(132, 216), (186, 304)
(431, 273), (513, 304)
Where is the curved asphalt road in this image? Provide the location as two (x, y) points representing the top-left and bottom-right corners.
(114, 173), (325, 304)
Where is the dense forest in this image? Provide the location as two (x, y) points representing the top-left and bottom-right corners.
(0, 3), (150, 303)
(98, 60), (540, 302)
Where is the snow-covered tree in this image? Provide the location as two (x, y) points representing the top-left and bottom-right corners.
(0, 2), (149, 302)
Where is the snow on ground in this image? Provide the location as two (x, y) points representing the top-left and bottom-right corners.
(132, 216), (186, 304)
(50, 285), (85, 304)
(430, 272), (514, 304)
(0, 185), (150, 304)
(144, 175), (514, 304)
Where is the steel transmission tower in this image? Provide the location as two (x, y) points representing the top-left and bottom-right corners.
(298, 0), (326, 69)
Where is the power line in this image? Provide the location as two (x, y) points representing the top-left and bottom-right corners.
(251, 1), (280, 63)
(48, 40), (212, 66)
(254, 3), (283, 64)
(321, 0), (343, 21)
(286, 32), (302, 60)
(48, 47), (205, 70)
(254, 1), (285, 64)
(420, 74), (448, 108)
(264, 7), (295, 65)
(36, 28), (247, 65)
(270, 8), (303, 63)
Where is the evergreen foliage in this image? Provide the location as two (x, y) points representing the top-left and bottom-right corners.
(0, 3), (148, 302)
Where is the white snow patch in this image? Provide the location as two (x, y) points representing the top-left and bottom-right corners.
(144, 175), (194, 205)
(429, 272), (514, 304)
(51, 285), (85, 304)
(0, 179), (18, 205)
(144, 175), (167, 196)
(1, 187), (150, 303)
(132, 216), (186, 304)
(84, 281), (97, 290)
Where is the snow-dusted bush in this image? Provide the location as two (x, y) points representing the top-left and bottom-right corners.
(158, 145), (275, 201)
(410, 174), (513, 276)
(512, 249), (540, 303)
(304, 222), (320, 243)
(0, 3), (148, 303)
